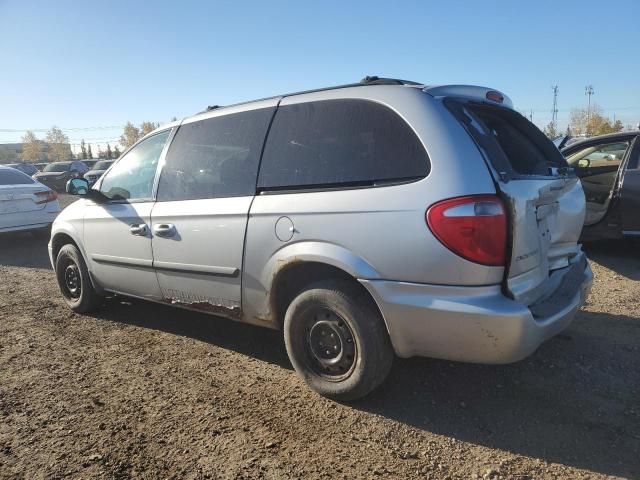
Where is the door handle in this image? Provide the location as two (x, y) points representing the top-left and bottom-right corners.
(153, 223), (176, 237)
(129, 224), (148, 236)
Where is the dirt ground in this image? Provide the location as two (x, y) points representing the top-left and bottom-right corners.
(0, 196), (638, 479)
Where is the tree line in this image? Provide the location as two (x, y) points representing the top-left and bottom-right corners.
(19, 120), (162, 163)
(542, 103), (626, 139)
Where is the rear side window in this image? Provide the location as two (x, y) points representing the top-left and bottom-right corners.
(258, 99), (429, 190)
(448, 101), (568, 176)
(157, 108), (274, 201)
(0, 169), (35, 185)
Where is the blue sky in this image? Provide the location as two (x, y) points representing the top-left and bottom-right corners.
(1, 0), (639, 151)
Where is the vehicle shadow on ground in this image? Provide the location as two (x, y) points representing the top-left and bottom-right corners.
(93, 296), (292, 370)
(583, 239), (640, 280)
(357, 309), (640, 478)
(0, 232), (51, 269)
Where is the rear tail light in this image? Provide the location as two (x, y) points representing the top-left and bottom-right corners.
(426, 195), (507, 266)
(34, 190), (58, 204)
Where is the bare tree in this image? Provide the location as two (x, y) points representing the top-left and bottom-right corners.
(45, 126), (71, 162)
(120, 122), (141, 149)
(21, 130), (42, 162)
(140, 121), (159, 136)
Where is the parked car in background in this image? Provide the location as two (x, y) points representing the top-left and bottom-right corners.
(53, 77), (592, 400)
(0, 165), (60, 237)
(84, 160), (115, 185)
(35, 162), (49, 171)
(6, 162), (39, 176)
(32, 160), (89, 191)
(561, 131), (640, 241)
(83, 160), (98, 169)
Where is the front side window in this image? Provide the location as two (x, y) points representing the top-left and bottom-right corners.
(257, 99), (429, 190)
(99, 130), (170, 201)
(157, 108), (274, 201)
(566, 141), (630, 169)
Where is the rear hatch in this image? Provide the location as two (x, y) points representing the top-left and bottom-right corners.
(445, 98), (586, 306)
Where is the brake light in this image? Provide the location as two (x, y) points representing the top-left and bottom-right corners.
(34, 190), (58, 204)
(486, 90), (504, 104)
(426, 195), (507, 266)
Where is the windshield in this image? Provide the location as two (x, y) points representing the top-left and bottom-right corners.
(94, 160), (114, 170)
(43, 163), (70, 172)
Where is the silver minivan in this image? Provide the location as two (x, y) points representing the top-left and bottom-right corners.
(52, 77), (592, 400)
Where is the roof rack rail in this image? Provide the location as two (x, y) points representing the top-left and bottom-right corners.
(197, 76), (422, 116)
(359, 75), (422, 86)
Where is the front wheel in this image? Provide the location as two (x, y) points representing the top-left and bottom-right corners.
(55, 244), (102, 313)
(284, 280), (393, 401)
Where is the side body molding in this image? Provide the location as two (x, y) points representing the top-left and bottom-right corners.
(241, 241), (381, 329)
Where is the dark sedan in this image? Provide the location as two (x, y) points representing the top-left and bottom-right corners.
(6, 162), (39, 176)
(32, 161), (89, 192)
(561, 131), (640, 241)
(83, 160), (115, 185)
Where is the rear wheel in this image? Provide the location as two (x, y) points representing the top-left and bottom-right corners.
(55, 244), (102, 313)
(284, 280), (393, 401)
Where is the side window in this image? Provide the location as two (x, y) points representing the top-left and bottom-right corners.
(257, 99), (429, 190)
(566, 141), (630, 169)
(157, 108), (274, 202)
(99, 130), (170, 201)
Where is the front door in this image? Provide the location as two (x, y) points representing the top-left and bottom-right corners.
(150, 103), (276, 317)
(566, 139), (633, 226)
(619, 137), (640, 234)
(83, 130), (171, 299)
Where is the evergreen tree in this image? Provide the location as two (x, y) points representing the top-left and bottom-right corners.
(106, 144), (113, 159)
(87, 144), (93, 159)
(80, 139), (87, 159)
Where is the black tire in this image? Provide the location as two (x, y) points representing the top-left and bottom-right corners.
(55, 244), (102, 313)
(284, 280), (393, 401)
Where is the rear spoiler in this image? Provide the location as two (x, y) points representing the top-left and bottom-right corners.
(423, 85), (514, 110)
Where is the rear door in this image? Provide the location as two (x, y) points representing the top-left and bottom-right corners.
(150, 102), (276, 316)
(448, 101), (586, 306)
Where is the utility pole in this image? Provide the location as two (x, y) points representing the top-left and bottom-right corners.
(585, 85), (595, 136)
(551, 85), (559, 134)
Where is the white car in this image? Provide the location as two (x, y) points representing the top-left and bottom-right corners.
(0, 165), (61, 236)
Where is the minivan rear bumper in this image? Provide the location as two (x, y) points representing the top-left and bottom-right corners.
(360, 259), (593, 363)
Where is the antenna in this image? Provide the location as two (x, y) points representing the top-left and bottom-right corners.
(585, 85), (595, 136)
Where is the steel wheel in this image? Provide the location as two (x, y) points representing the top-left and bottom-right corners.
(304, 308), (357, 380)
(62, 261), (82, 299)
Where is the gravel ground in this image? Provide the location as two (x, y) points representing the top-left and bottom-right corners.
(0, 195), (638, 479)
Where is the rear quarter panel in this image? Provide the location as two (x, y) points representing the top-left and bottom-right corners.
(242, 87), (504, 326)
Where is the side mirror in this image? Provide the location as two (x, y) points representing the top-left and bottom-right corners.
(66, 177), (89, 196)
(578, 159), (590, 168)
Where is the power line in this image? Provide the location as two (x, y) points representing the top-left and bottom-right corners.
(0, 125), (125, 133)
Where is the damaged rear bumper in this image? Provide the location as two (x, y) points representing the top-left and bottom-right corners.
(360, 256), (593, 363)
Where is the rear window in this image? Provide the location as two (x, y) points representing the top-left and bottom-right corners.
(447, 101), (568, 176)
(0, 169), (35, 185)
(44, 163), (70, 172)
(258, 99), (429, 190)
